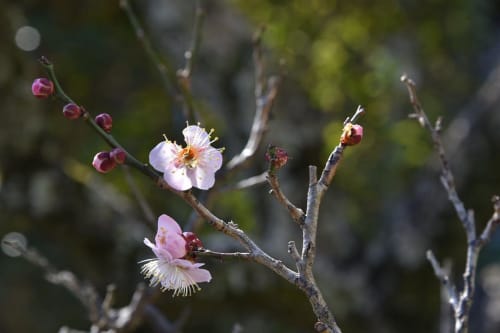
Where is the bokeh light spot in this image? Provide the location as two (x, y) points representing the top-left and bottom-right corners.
(15, 26), (41, 51)
(1, 232), (27, 257)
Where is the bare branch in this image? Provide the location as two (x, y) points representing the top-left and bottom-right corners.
(479, 195), (500, 245)
(402, 75), (500, 333)
(426, 250), (459, 309)
(223, 171), (268, 191)
(226, 27), (281, 170)
(401, 75), (472, 237)
(267, 171), (305, 225)
(194, 249), (252, 260)
(120, 0), (197, 122)
(287, 241), (302, 272)
(122, 166), (156, 226)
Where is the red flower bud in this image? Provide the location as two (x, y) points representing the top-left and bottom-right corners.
(340, 123), (363, 146)
(31, 78), (54, 99)
(109, 147), (126, 164)
(265, 145), (288, 170)
(92, 151), (116, 173)
(95, 113), (113, 133)
(62, 103), (82, 120)
(183, 231), (204, 253)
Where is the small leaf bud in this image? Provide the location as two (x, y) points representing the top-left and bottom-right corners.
(31, 78), (54, 99)
(340, 123), (363, 146)
(62, 103), (82, 120)
(95, 113), (113, 133)
(92, 151), (116, 173)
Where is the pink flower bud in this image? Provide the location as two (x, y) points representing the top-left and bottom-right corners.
(31, 78), (54, 99)
(265, 145), (288, 170)
(95, 113), (113, 133)
(340, 123), (363, 146)
(109, 147), (126, 164)
(62, 103), (82, 120)
(92, 151), (116, 173)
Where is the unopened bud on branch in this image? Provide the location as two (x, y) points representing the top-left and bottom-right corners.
(31, 78), (54, 99)
(110, 148), (126, 164)
(266, 145), (288, 171)
(92, 151), (116, 173)
(95, 113), (113, 133)
(340, 123), (363, 146)
(183, 231), (204, 260)
(62, 103), (82, 120)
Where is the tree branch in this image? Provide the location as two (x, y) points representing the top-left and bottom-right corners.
(226, 27), (281, 170)
(402, 74), (500, 333)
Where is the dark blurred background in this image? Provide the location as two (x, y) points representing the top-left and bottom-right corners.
(1, 0), (500, 332)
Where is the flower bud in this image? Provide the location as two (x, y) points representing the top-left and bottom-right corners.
(31, 78), (54, 99)
(340, 123), (363, 146)
(183, 231), (204, 254)
(92, 151), (116, 173)
(62, 103), (82, 120)
(265, 145), (288, 170)
(95, 113), (113, 133)
(109, 147), (126, 164)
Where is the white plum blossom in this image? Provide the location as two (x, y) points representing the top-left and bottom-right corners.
(149, 125), (223, 191)
(140, 214), (212, 297)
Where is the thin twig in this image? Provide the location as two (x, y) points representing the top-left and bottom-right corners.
(426, 250), (459, 308)
(223, 171), (268, 191)
(194, 249), (252, 260)
(226, 27), (281, 170)
(122, 165), (156, 226)
(401, 75), (472, 233)
(4, 239), (170, 332)
(120, 0), (176, 95)
(267, 171), (305, 225)
(120, 0), (196, 122)
(176, 0), (206, 123)
(181, 0), (205, 79)
(402, 75), (500, 333)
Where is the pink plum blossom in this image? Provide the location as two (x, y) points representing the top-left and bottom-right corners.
(149, 125), (223, 191)
(140, 214), (211, 296)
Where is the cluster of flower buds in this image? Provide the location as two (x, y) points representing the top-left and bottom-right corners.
(92, 147), (126, 173)
(31, 78), (54, 99)
(340, 123), (363, 146)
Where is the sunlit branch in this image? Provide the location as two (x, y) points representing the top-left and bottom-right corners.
(226, 27), (281, 170)
(402, 74), (500, 333)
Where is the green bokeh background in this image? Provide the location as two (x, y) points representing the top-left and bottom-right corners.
(1, 0), (500, 332)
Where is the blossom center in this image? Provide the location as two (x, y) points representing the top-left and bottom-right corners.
(179, 146), (199, 168)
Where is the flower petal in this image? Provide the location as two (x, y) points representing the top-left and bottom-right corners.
(144, 238), (173, 261)
(163, 166), (193, 191)
(198, 147), (223, 172)
(155, 214), (186, 259)
(189, 165), (216, 190)
(149, 141), (179, 172)
(183, 125), (211, 147)
(172, 259), (212, 283)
